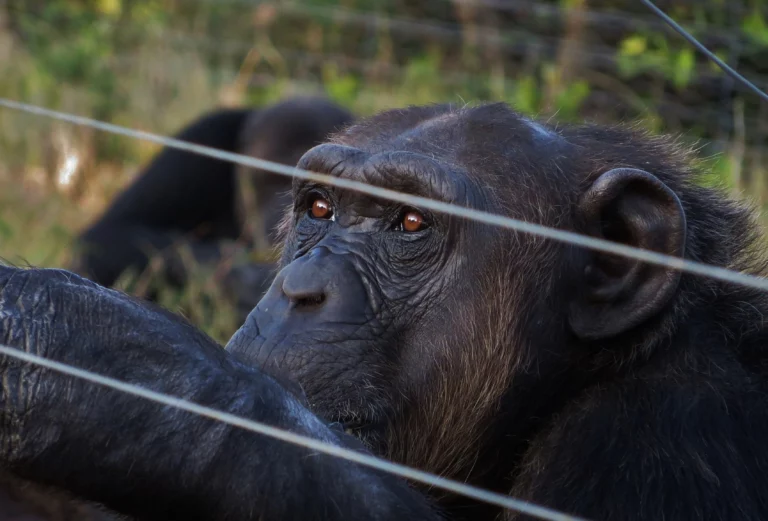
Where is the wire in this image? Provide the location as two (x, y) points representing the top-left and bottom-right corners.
(0, 345), (586, 521)
(3, 96), (768, 294)
(178, 0), (746, 46)
(94, 30), (768, 136)
(640, 0), (768, 105)
(157, 28), (768, 93)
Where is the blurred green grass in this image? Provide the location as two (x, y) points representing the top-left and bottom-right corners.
(2, 0), (767, 342)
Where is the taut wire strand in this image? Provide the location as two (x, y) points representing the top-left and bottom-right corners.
(640, 0), (768, 105)
(0, 345), (586, 521)
(2, 97), (768, 293)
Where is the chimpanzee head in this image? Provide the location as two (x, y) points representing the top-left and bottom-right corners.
(226, 102), (758, 486)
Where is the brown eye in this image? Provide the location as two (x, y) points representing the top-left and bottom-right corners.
(402, 210), (424, 232)
(310, 198), (333, 219)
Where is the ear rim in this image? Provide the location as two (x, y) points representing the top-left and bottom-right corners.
(568, 167), (687, 341)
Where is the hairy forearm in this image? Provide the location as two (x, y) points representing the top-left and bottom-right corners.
(0, 267), (439, 521)
(2, 351), (438, 520)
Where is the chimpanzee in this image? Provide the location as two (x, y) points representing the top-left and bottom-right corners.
(69, 97), (355, 317)
(1, 102), (768, 521)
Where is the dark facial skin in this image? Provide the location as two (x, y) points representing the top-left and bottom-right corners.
(1, 102), (768, 521)
(226, 133), (492, 452)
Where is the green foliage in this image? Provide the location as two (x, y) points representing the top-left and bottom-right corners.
(322, 64), (362, 106)
(509, 76), (540, 116)
(617, 33), (697, 90)
(397, 52), (447, 105)
(743, 8), (768, 47)
(672, 48), (696, 90)
(2, 0), (766, 337)
(555, 80), (590, 120)
(696, 153), (736, 191)
(0, 219), (13, 242)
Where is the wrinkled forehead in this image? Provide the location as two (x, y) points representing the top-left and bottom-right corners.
(296, 141), (476, 210)
(298, 104), (568, 210)
(334, 104), (564, 168)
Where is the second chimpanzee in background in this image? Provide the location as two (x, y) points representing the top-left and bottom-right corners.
(69, 97), (355, 318)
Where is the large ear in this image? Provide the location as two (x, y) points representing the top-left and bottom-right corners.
(568, 168), (686, 340)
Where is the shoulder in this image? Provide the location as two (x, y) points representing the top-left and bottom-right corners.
(508, 362), (768, 521)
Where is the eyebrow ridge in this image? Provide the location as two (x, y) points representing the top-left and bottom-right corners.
(360, 151), (462, 206)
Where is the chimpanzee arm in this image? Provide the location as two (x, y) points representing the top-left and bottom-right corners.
(0, 266), (442, 521)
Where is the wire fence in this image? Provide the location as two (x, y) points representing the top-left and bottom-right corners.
(2, 0), (766, 218)
(4, 95), (768, 293)
(1, 0), (768, 519)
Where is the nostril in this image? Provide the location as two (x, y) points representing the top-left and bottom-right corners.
(292, 292), (327, 309)
(279, 261), (330, 310)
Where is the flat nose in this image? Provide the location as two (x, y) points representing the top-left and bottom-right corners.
(225, 245), (372, 366)
(281, 265), (327, 309)
(280, 247), (333, 309)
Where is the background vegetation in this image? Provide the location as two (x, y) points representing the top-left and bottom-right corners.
(1, 0), (766, 341)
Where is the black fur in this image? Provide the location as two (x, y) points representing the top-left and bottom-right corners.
(70, 97), (355, 312)
(71, 107), (249, 288)
(1, 102), (768, 521)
